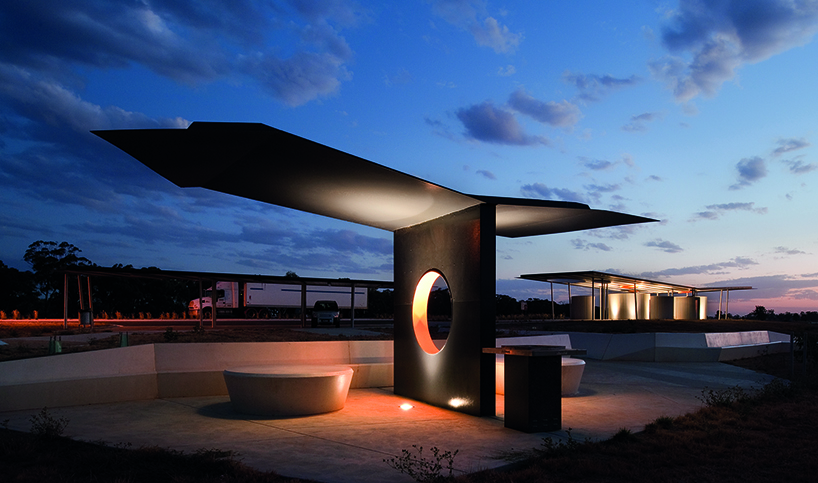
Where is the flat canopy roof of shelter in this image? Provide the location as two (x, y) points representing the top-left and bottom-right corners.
(62, 266), (393, 289)
(519, 271), (753, 294)
(93, 122), (656, 237)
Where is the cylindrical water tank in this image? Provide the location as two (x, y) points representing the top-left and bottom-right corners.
(608, 293), (651, 320)
(570, 295), (594, 319)
(697, 296), (707, 319)
(674, 297), (699, 320)
(650, 296), (674, 320)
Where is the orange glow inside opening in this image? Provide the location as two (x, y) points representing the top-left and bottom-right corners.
(412, 271), (445, 355)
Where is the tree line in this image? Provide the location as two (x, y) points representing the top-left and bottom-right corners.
(7, 240), (812, 322)
(741, 305), (818, 323)
(0, 241), (570, 320)
(1, 241), (202, 319)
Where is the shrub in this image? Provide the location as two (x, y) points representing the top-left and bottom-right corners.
(164, 327), (179, 342)
(698, 385), (750, 407)
(611, 427), (635, 442)
(384, 445), (459, 482)
(538, 428), (590, 456)
(29, 407), (69, 438)
(756, 378), (797, 400)
(645, 415), (675, 433)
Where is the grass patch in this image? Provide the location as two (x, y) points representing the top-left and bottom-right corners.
(459, 380), (818, 483)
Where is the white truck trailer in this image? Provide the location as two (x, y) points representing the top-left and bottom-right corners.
(188, 281), (368, 319)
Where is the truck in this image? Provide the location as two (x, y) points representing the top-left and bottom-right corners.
(188, 281), (368, 319)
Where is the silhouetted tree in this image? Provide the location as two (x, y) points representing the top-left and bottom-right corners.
(428, 287), (452, 321)
(91, 265), (199, 317)
(367, 288), (393, 318)
(24, 241), (91, 317)
(0, 261), (38, 316)
(749, 305), (768, 320)
(522, 297), (569, 318)
(496, 294), (521, 316)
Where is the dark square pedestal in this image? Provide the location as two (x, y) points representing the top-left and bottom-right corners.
(484, 345), (586, 433)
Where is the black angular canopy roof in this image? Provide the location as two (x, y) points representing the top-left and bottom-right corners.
(519, 271), (753, 294)
(94, 122), (656, 237)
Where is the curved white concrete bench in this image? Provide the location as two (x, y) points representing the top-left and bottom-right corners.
(560, 357), (586, 396)
(496, 357), (586, 397)
(223, 364), (354, 417)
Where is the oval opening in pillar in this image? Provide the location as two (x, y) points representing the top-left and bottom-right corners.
(411, 270), (452, 355)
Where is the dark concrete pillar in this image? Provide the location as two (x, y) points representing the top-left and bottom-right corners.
(393, 204), (496, 416)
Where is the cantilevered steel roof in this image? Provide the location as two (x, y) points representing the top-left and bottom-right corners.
(94, 122), (655, 237)
(519, 271), (753, 294)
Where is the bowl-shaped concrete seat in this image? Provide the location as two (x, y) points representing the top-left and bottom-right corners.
(559, 357), (586, 396)
(223, 364), (354, 416)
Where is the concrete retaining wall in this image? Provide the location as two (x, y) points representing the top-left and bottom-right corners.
(561, 330), (790, 362)
(0, 332), (791, 411)
(0, 340), (393, 412)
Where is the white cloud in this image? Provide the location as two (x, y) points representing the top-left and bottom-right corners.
(652, 0), (818, 101)
(571, 238), (612, 252)
(641, 256), (759, 278)
(507, 87), (582, 127)
(429, 0), (522, 53)
(562, 71), (641, 102)
(455, 101), (548, 145)
(644, 238), (683, 253)
(476, 169), (497, 180)
(497, 64), (516, 76)
(691, 201), (768, 220)
(773, 137), (811, 156)
(730, 156), (767, 190)
(0, 1), (359, 107)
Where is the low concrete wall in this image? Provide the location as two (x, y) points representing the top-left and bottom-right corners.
(496, 334), (573, 349)
(0, 332), (791, 411)
(0, 345), (160, 411)
(0, 340), (394, 412)
(555, 331), (790, 362)
(152, 341), (393, 397)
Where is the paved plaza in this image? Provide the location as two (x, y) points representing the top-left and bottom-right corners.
(1, 360), (775, 482)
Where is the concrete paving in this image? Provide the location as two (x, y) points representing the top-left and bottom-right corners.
(0, 360), (776, 483)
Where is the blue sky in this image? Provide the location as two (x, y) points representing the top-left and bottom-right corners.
(2, 0), (818, 315)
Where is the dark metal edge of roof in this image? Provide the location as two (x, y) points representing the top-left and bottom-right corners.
(468, 194), (591, 210)
(519, 271), (753, 293)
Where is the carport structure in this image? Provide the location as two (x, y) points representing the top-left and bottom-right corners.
(61, 266), (393, 329)
(95, 121), (654, 417)
(520, 270), (753, 320)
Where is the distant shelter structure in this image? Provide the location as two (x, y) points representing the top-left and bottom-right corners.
(519, 271), (753, 320)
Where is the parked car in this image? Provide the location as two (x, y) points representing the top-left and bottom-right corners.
(312, 300), (341, 327)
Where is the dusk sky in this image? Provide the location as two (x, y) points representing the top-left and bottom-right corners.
(2, 1), (818, 315)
